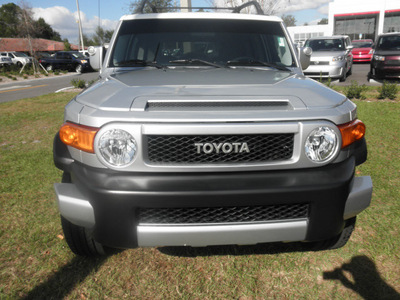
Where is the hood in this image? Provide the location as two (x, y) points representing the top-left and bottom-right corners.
(374, 49), (400, 56)
(76, 68), (346, 112)
(352, 47), (372, 53)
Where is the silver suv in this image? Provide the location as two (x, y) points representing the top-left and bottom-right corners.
(303, 36), (353, 82)
(53, 1), (372, 256)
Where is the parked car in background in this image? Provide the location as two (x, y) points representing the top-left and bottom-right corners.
(369, 33), (400, 80)
(39, 51), (91, 73)
(351, 39), (374, 62)
(0, 51), (33, 67)
(0, 55), (13, 69)
(303, 36), (353, 82)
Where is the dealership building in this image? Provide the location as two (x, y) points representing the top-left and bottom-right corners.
(288, 0), (400, 43)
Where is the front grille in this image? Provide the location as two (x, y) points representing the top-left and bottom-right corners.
(386, 59), (400, 66)
(146, 134), (294, 164)
(306, 72), (330, 76)
(310, 61), (329, 65)
(139, 204), (309, 224)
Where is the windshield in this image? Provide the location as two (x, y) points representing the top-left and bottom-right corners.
(352, 41), (373, 48)
(376, 35), (400, 51)
(14, 52), (28, 57)
(110, 19), (296, 68)
(71, 52), (86, 59)
(304, 39), (345, 51)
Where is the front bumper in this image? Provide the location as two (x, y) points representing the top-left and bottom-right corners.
(303, 64), (345, 79)
(54, 134), (372, 248)
(353, 54), (372, 62)
(370, 62), (400, 79)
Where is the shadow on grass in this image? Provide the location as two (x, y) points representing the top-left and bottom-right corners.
(22, 256), (108, 300)
(323, 255), (400, 300)
(158, 241), (312, 257)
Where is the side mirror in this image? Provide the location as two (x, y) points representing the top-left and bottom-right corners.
(299, 47), (312, 70)
(88, 46), (107, 71)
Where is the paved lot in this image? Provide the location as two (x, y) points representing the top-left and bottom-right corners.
(0, 63), (392, 103)
(0, 72), (99, 103)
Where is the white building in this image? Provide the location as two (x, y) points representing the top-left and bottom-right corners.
(287, 0), (400, 43)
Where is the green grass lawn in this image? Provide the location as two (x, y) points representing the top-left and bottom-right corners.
(0, 93), (399, 299)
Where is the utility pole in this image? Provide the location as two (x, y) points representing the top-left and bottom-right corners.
(76, 0), (85, 52)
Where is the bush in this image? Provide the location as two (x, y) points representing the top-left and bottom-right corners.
(71, 78), (86, 89)
(378, 81), (398, 100)
(345, 80), (367, 99)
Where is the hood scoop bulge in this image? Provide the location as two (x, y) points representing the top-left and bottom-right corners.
(131, 98), (297, 112)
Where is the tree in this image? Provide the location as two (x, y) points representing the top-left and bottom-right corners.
(80, 27), (114, 47)
(318, 18), (328, 25)
(35, 17), (62, 41)
(0, 3), (22, 37)
(63, 38), (72, 51)
(91, 26), (114, 45)
(129, 0), (176, 13)
(0, 3), (62, 41)
(281, 14), (296, 27)
(213, 0), (291, 16)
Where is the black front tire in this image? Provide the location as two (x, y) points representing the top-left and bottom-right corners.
(61, 216), (107, 256)
(60, 171), (108, 256)
(309, 217), (356, 251)
(348, 65), (352, 76)
(339, 66), (347, 82)
(75, 64), (83, 73)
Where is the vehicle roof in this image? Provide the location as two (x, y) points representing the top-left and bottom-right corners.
(352, 39), (373, 42)
(120, 12), (282, 23)
(377, 32), (400, 37)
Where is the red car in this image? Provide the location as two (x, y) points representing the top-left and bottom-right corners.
(351, 39), (374, 62)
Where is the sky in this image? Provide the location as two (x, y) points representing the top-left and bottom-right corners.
(1, 0), (332, 44)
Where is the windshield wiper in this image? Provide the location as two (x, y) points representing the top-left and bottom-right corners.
(117, 59), (163, 69)
(169, 59), (223, 68)
(226, 59), (292, 72)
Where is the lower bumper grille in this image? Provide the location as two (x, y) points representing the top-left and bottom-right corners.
(138, 204), (309, 225)
(305, 72), (330, 76)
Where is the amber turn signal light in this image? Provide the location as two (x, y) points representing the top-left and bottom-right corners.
(59, 122), (99, 153)
(338, 119), (366, 148)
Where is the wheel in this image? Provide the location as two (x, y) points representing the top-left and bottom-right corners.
(339, 66), (347, 82)
(17, 61), (23, 68)
(60, 172), (107, 256)
(61, 216), (106, 256)
(75, 64), (83, 73)
(46, 64), (53, 71)
(309, 217), (356, 251)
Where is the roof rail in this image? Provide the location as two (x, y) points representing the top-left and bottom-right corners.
(135, 0), (265, 15)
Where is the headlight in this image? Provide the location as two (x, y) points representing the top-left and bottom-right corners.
(305, 127), (338, 163)
(332, 56), (344, 61)
(81, 60), (88, 63)
(98, 129), (137, 167)
(374, 55), (385, 61)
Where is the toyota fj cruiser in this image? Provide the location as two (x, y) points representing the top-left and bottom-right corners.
(53, 1), (372, 256)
